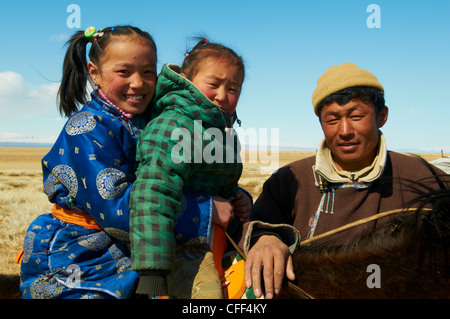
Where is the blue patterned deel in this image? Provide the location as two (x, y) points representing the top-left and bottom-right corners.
(19, 92), (213, 299)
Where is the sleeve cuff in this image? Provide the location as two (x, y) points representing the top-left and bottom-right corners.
(243, 221), (301, 255)
(136, 271), (168, 296)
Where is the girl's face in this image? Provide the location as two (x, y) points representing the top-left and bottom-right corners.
(88, 37), (157, 115)
(188, 58), (243, 115)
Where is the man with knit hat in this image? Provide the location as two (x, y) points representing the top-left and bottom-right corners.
(237, 62), (448, 299)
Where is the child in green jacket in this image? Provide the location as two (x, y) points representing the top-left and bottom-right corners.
(130, 38), (251, 298)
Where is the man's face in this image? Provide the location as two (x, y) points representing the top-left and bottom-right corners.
(320, 99), (389, 172)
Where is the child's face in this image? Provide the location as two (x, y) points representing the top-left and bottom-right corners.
(189, 58), (243, 115)
(88, 37), (157, 115)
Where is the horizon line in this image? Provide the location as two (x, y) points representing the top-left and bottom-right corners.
(0, 141), (446, 154)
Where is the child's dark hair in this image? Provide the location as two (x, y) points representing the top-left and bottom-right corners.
(181, 38), (245, 83)
(317, 86), (385, 116)
(58, 25), (157, 117)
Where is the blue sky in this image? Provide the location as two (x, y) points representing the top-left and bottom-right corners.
(0, 0), (449, 152)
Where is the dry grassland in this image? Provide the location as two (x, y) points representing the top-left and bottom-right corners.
(0, 147), (53, 276)
(0, 146), (446, 277)
(238, 150), (315, 198)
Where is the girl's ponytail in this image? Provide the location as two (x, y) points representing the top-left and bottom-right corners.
(58, 31), (91, 117)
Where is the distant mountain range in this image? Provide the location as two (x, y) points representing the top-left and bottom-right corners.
(0, 142), (441, 154)
(0, 132), (55, 147)
(0, 142), (54, 147)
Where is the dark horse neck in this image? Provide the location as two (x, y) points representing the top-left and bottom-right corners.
(281, 192), (450, 299)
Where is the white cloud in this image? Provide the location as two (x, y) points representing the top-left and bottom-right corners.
(28, 83), (60, 99)
(0, 71), (24, 96)
(50, 33), (70, 42)
(0, 71), (60, 118)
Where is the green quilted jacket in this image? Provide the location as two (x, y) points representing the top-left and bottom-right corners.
(129, 64), (243, 295)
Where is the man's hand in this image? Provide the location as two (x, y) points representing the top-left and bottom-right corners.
(244, 235), (295, 299)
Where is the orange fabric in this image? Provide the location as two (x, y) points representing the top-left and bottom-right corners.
(51, 204), (102, 230)
(210, 225), (247, 299)
(14, 248), (24, 264)
(223, 259), (246, 299)
(211, 224), (227, 279)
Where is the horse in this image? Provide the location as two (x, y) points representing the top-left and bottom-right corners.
(279, 170), (450, 299)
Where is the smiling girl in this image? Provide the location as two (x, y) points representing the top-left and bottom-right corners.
(17, 26), (157, 299)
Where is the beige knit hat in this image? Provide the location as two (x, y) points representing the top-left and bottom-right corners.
(312, 63), (384, 116)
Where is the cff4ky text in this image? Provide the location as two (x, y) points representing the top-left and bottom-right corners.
(182, 303), (267, 316)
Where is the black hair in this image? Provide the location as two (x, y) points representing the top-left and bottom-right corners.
(317, 86), (385, 116)
(58, 25), (157, 117)
(181, 37), (245, 83)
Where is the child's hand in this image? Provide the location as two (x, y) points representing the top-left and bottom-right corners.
(232, 191), (252, 223)
(212, 196), (234, 230)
